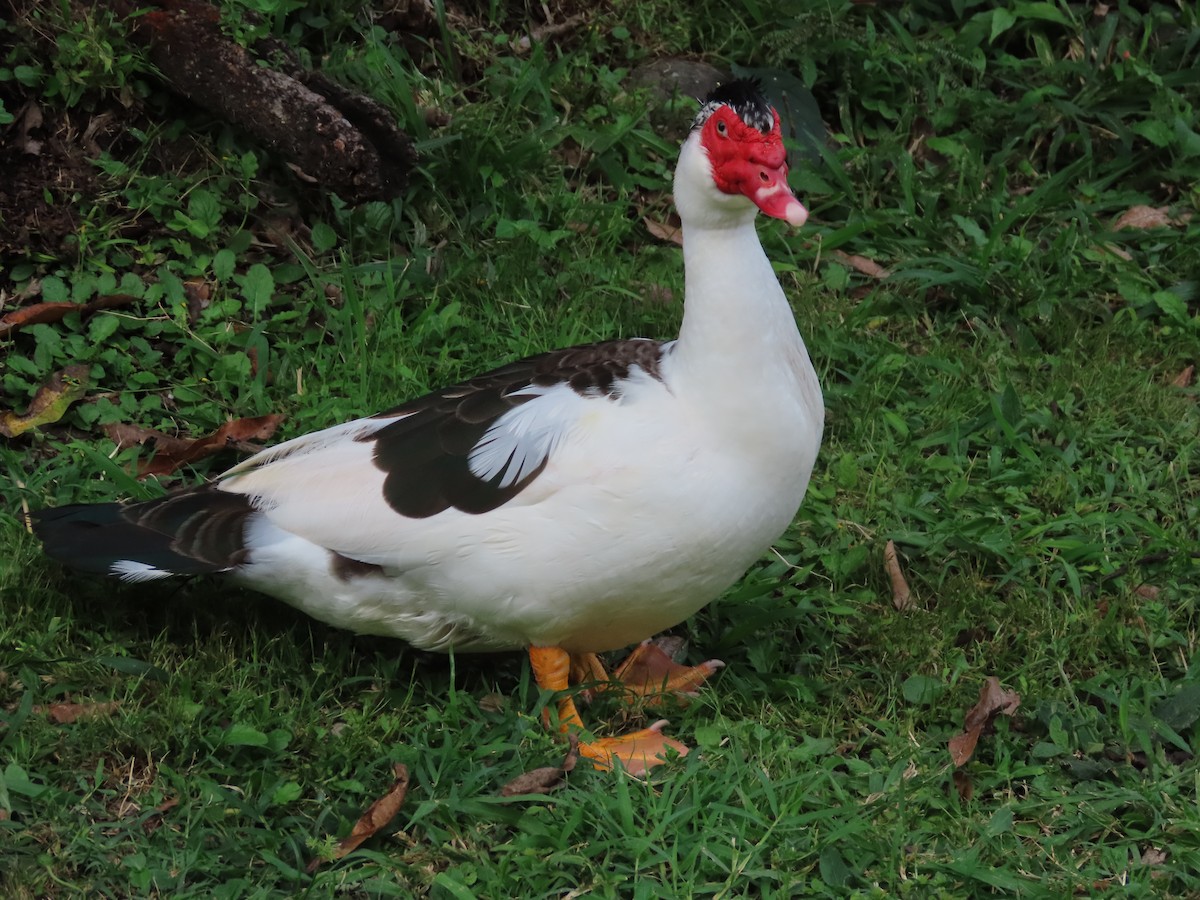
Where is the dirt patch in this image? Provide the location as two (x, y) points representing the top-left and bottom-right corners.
(0, 98), (102, 263)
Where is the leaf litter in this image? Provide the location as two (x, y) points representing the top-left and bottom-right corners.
(499, 733), (580, 796)
(306, 763), (410, 872)
(37, 701), (122, 725)
(883, 539), (913, 610)
(104, 414), (285, 477)
(0, 364), (90, 437)
(0, 293), (139, 337)
(949, 676), (1021, 769)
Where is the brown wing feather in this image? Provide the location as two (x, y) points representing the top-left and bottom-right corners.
(361, 339), (666, 518)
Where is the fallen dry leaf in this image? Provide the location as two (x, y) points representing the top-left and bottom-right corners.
(514, 12), (588, 53)
(307, 763), (410, 873)
(104, 414), (285, 477)
(884, 539), (913, 610)
(1170, 365), (1194, 388)
(833, 250), (891, 279)
(37, 700), (121, 724)
(643, 284), (675, 305)
(948, 676), (1021, 767)
(16, 100), (44, 155)
(499, 734), (580, 797)
(184, 279), (212, 323)
(0, 302), (79, 336)
(478, 691), (507, 713)
(1112, 205), (1187, 231)
(1098, 242), (1134, 262)
(645, 216), (684, 246)
(952, 768), (974, 801)
(0, 294), (139, 337)
(143, 796), (180, 833)
(0, 364), (91, 438)
(1141, 847), (1168, 867)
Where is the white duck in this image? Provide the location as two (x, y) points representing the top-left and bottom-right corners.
(34, 79), (824, 774)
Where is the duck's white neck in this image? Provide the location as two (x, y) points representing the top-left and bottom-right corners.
(668, 134), (815, 407)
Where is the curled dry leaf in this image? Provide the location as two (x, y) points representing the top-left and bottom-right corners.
(1112, 205), (1177, 231)
(0, 364), (91, 438)
(0, 294), (139, 338)
(499, 733), (580, 797)
(0, 302), (79, 336)
(645, 216), (684, 246)
(307, 763), (410, 873)
(184, 279), (212, 324)
(948, 676), (1021, 767)
(884, 539), (913, 611)
(833, 250), (891, 279)
(1141, 847), (1168, 868)
(952, 768), (974, 801)
(104, 414), (285, 478)
(143, 796), (180, 834)
(17, 100), (44, 155)
(514, 13), (589, 54)
(38, 700), (121, 724)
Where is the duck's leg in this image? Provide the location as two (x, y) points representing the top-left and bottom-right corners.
(529, 646), (688, 775)
(571, 641), (724, 704)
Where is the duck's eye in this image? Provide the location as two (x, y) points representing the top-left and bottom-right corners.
(716, 120), (727, 135)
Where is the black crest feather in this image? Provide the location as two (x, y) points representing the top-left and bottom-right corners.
(693, 77), (774, 133)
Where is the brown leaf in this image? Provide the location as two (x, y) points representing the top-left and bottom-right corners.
(1141, 847), (1168, 867)
(645, 216), (684, 246)
(17, 100), (44, 155)
(0, 294), (139, 337)
(36, 700), (121, 724)
(143, 796), (180, 833)
(0, 364), (91, 438)
(833, 250), (891, 279)
(307, 763), (410, 873)
(643, 284), (675, 305)
(184, 279), (212, 323)
(478, 692), (507, 713)
(1096, 242), (1134, 262)
(952, 768), (974, 801)
(884, 539), (913, 610)
(1170, 365), (1194, 388)
(104, 414), (285, 478)
(84, 293), (140, 314)
(0, 302), (80, 336)
(499, 734), (580, 796)
(948, 677), (1021, 767)
(514, 12), (589, 53)
(1112, 205), (1182, 231)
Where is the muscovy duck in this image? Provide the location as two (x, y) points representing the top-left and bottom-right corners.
(33, 79), (824, 774)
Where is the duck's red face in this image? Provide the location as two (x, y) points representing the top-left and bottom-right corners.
(699, 105), (808, 227)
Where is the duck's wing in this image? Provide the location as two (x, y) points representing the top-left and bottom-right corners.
(219, 338), (668, 560)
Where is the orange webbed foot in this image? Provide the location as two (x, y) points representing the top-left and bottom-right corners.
(529, 646), (691, 776)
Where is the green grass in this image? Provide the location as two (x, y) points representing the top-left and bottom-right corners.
(3, 0), (1200, 895)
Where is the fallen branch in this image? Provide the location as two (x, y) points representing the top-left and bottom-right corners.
(99, 0), (416, 203)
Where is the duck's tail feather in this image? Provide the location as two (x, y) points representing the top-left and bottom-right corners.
(31, 487), (256, 581)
